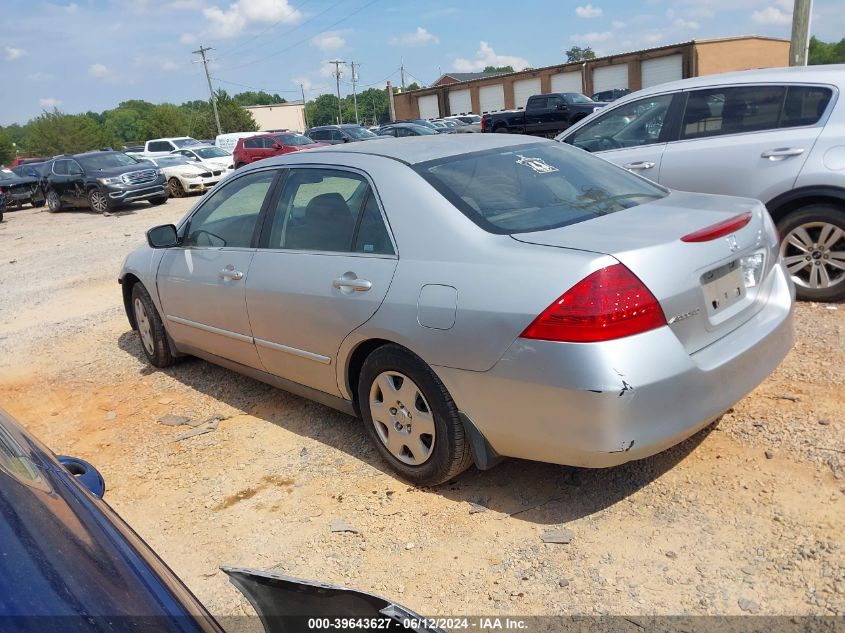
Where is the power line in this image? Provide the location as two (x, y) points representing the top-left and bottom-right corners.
(193, 45), (222, 135)
(217, 0), (382, 73)
(212, 76), (302, 94)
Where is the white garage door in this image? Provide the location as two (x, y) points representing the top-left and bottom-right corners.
(592, 64), (629, 95)
(449, 89), (472, 115)
(418, 94), (440, 119)
(551, 71), (582, 94)
(513, 77), (541, 109)
(478, 83), (505, 113)
(641, 54), (683, 88)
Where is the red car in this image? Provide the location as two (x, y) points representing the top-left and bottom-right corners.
(232, 132), (326, 168)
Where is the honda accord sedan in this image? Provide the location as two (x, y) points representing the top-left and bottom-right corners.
(119, 135), (794, 486)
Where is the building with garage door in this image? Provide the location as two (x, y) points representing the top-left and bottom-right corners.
(393, 36), (789, 120)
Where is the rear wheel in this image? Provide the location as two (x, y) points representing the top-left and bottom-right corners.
(778, 204), (845, 302)
(88, 188), (111, 214)
(494, 126), (509, 134)
(358, 345), (473, 486)
(130, 283), (176, 368)
(46, 189), (62, 213)
(168, 177), (185, 198)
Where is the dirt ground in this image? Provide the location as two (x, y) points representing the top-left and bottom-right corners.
(0, 200), (843, 619)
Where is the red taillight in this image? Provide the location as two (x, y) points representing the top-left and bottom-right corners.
(520, 264), (666, 343)
(681, 212), (752, 243)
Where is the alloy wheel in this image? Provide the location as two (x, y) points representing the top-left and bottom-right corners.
(780, 221), (845, 290)
(89, 190), (108, 214)
(47, 191), (60, 212)
(133, 297), (155, 356)
(369, 371), (436, 466)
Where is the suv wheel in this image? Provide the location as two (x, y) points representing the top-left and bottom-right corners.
(46, 190), (62, 213)
(779, 204), (845, 302)
(88, 188), (111, 214)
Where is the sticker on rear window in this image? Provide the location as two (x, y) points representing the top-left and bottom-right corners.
(515, 154), (559, 174)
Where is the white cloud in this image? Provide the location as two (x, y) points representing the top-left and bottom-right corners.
(570, 31), (614, 43)
(161, 60), (180, 71)
(752, 5), (792, 24)
(179, 32), (198, 45)
(88, 63), (111, 78)
(612, 20), (626, 29)
(203, 0), (302, 38)
(4, 47), (25, 61)
(311, 31), (346, 51)
(64, 3), (79, 12)
(389, 27), (439, 46)
(28, 72), (55, 82)
(39, 97), (62, 108)
(673, 18), (700, 29)
(575, 3), (603, 18)
(452, 41), (529, 72)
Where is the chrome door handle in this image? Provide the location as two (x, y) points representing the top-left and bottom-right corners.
(332, 275), (372, 292)
(623, 161), (655, 170)
(761, 147), (805, 160)
(219, 268), (244, 281)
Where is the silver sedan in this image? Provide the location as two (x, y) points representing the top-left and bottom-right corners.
(119, 135), (794, 485)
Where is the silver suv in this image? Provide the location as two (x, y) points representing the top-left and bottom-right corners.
(558, 65), (845, 302)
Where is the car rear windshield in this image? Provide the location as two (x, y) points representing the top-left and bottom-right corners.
(414, 142), (667, 234)
(77, 152), (139, 170)
(275, 133), (315, 146)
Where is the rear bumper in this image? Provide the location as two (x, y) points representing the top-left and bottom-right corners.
(435, 263), (795, 468)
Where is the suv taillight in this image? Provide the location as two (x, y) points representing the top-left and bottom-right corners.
(520, 264), (666, 343)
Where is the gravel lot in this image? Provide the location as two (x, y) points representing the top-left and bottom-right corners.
(0, 201), (843, 619)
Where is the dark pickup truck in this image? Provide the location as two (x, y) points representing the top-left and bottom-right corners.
(481, 92), (606, 136)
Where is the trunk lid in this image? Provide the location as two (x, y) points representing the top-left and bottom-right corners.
(511, 190), (780, 354)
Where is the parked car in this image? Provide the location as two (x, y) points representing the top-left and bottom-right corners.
(442, 118), (481, 133)
(120, 135), (793, 486)
(376, 123), (438, 137)
(215, 131), (262, 154)
(306, 124), (379, 144)
(393, 118), (454, 134)
(10, 161), (47, 179)
(9, 156), (46, 167)
(448, 114), (482, 125)
(592, 88), (631, 102)
(145, 155), (223, 198)
(170, 144), (234, 172)
(0, 190), (5, 222)
(0, 168), (45, 209)
(482, 93), (605, 136)
(41, 150), (167, 214)
(0, 407), (439, 630)
(232, 132), (326, 169)
(557, 65), (845, 302)
(128, 137), (202, 159)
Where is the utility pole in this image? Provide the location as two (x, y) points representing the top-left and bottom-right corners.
(328, 60), (345, 124)
(349, 61), (360, 125)
(400, 59), (406, 92)
(789, 0), (813, 66)
(300, 83), (308, 130)
(193, 45), (222, 135)
(387, 80), (396, 122)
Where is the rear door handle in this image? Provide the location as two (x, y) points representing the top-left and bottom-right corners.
(623, 161), (656, 170)
(219, 267), (244, 281)
(761, 147), (805, 160)
(333, 275), (372, 292)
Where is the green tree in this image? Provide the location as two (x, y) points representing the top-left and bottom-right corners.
(183, 90), (259, 137)
(565, 46), (596, 62)
(102, 108), (147, 144)
(0, 128), (14, 165)
(232, 90), (287, 106)
(482, 65), (515, 73)
(406, 82), (422, 91)
(144, 103), (191, 139)
(24, 109), (117, 155)
(808, 36), (845, 64)
(306, 93), (343, 126)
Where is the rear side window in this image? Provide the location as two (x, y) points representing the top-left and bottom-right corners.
(148, 141), (172, 152)
(51, 160), (68, 175)
(244, 138), (261, 149)
(416, 142), (666, 234)
(782, 86), (832, 127)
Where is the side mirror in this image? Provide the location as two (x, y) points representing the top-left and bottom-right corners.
(57, 455), (106, 498)
(557, 103), (569, 111)
(272, 143), (283, 150)
(147, 224), (178, 248)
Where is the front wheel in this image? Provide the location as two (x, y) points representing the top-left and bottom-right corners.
(168, 177), (185, 198)
(88, 188), (111, 214)
(130, 283), (176, 368)
(148, 195), (168, 206)
(358, 345), (473, 486)
(46, 189), (62, 213)
(778, 204), (845, 302)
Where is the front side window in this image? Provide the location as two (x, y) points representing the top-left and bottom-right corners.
(416, 142), (666, 234)
(267, 169), (375, 253)
(51, 160), (68, 176)
(185, 170), (276, 248)
(345, 127), (377, 140)
(681, 85), (786, 139)
(275, 133), (314, 146)
(568, 93), (674, 152)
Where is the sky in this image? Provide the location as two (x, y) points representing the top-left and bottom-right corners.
(1, 0), (842, 126)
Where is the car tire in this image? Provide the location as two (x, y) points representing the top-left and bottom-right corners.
(358, 344), (473, 486)
(494, 126), (509, 134)
(88, 188), (111, 214)
(778, 204), (845, 303)
(148, 196), (168, 206)
(168, 178), (185, 198)
(130, 283), (176, 368)
(46, 189), (62, 213)
(32, 195), (46, 208)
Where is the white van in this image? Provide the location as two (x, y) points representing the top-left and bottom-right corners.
(215, 132), (262, 154)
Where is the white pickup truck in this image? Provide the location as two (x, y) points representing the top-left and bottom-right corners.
(126, 137), (203, 159)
